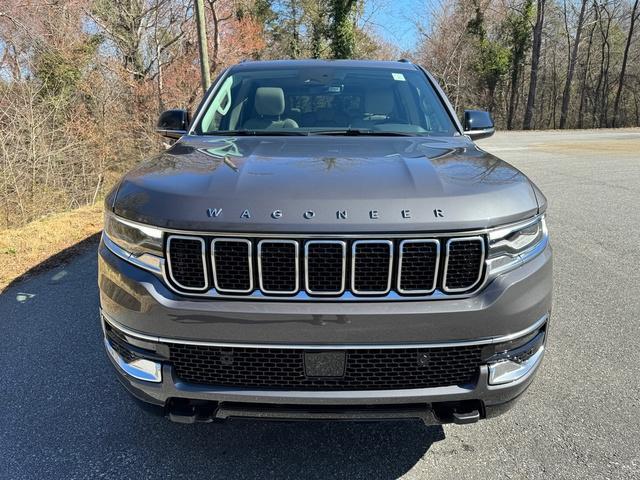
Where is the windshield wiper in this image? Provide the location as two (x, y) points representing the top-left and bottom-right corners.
(202, 130), (309, 136)
(309, 129), (416, 137)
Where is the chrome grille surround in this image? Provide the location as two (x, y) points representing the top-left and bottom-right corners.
(397, 239), (440, 294)
(351, 240), (394, 295)
(163, 234), (489, 300)
(166, 235), (208, 292)
(211, 238), (253, 293)
(138, 217), (549, 301)
(442, 236), (485, 293)
(257, 239), (300, 294)
(304, 240), (347, 295)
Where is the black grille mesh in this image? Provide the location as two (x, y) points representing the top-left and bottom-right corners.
(168, 238), (206, 289)
(445, 239), (484, 290)
(399, 241), (438, 292)
(259, 241), (297, 292)
(213, 240), (251, 292)
(353, 242), (391, 293)
(306, 242), (344, 293)
(105, 325), (138, 362)
(169, 344), (482, 390)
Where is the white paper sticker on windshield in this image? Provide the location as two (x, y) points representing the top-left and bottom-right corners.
(392, 72), (406, 81)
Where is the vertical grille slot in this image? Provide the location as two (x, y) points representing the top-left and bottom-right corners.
(305, 240), (346, 295)
(398, 239), (440, 294)
(443, 237), (485, 292)
(166, 236), (207, 291)
(352, 240), (393, 294)
(212, 239), (253, 293)
(258, 240), (299, 294)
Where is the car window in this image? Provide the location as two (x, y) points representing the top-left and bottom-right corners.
(195, 66), (457, 136)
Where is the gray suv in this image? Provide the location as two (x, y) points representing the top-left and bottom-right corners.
(99, 60), (552, 425)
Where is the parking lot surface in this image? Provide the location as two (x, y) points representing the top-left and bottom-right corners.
(1, 129), (639, 479)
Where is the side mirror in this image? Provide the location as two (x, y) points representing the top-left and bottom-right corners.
(463, 110), (495, 140)
(156, 109), (189, 139)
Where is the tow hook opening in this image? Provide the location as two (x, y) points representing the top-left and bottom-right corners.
(166, 398), (220, 424)
(432, 400), (484, 425)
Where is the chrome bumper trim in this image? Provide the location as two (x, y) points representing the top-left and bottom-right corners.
(488, 346), (545, 385)
(101, 310), (548, 350)
(104, 338), (162, 383)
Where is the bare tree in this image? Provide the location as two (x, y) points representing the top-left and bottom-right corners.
(612, 0), (639, 127)
(523, 0), (547, 129)
(559, 0), (588, 128)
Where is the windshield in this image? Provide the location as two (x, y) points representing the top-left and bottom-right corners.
(194, 66), (458, 137)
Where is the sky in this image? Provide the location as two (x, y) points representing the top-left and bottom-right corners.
(363, 0), (424, 52)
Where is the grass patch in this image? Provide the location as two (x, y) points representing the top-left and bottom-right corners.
(0, 204), (103, 291)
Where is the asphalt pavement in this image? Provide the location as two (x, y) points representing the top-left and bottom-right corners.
(1, 129), (639, 479)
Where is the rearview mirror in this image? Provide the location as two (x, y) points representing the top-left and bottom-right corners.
(463, 110), (495, 140)
(156, 109), (189, 139)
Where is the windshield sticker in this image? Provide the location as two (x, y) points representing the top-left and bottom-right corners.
(392, 72), (406, 81)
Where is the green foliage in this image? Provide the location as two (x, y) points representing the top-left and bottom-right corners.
(34, 50), (82, 97)
(329, 0), (358, 58)
(33, 35), (102, 98)
(466, 2), (510, 104)
(255, 0), (376, 59)
(238, 0), (277, 23)
(476, 38), (510, 88)
(505, 0), (534, 68)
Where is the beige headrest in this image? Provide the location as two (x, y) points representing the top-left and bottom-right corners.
(254, 87), (285, 116)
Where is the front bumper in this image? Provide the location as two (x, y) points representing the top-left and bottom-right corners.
(98, 239), (552, 424)
(103, 310), (546, 424)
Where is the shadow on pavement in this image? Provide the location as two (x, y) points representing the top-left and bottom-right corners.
(0, 244), (444, 479)
(0, 232), (101, 294)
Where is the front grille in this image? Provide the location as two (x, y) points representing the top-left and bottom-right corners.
(258, 240), (298, 293)
(165, 234), (486, 298)
(398, 240), (439, 293)
(212, 239), (252, 292)
(444, 238), (485, 292)
(167, 237), (207, 290)
(169, 344), (483, 390)
(352, 241), (392, 294)
(305, 241), (345, 294)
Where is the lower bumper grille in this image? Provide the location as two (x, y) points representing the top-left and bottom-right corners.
(169, 344), (483, 390)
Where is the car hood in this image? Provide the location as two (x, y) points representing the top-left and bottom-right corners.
(112, 135), (540, 232)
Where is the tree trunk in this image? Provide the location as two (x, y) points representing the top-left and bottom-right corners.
(507, 66), (519, 130)
(523, 0), (546, 129)
(612, 0), (639, 127)
(559, 0), (588, 129)
(290, 0), (300, 59)
(599, 9), (612, 128)
(578, 20), (596, 128)
(194, 0), (211, 92)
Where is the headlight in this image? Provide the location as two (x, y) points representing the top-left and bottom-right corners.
(487, 215), (548, 275)
(103, 211), (164, 273)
